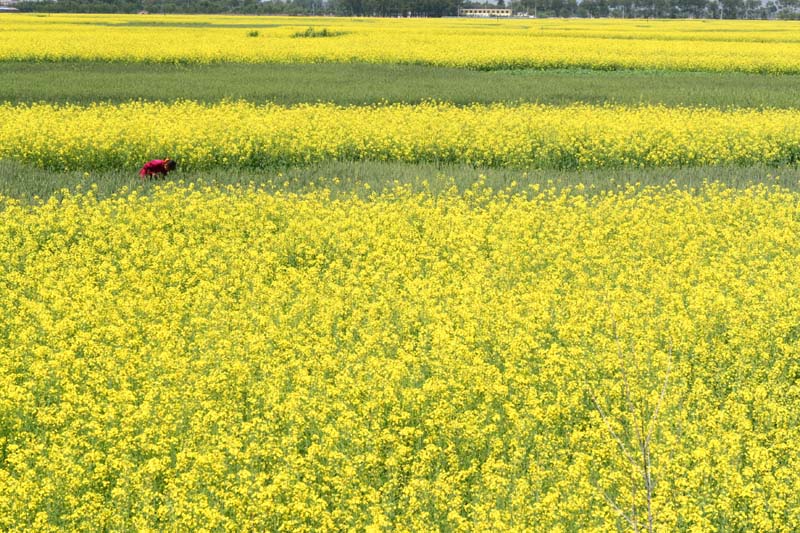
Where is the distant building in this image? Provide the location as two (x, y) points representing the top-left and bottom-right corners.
(458, 7), (512, 16)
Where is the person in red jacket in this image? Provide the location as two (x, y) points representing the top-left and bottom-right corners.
(139, 158), (177, 179)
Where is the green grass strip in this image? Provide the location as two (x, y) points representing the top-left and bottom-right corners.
(4, 61), (800, 108)
(3, 159), (799, 202)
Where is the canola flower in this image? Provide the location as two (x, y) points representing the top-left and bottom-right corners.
(2, 15), (800, 72)
(1, 181), (799, 531)
(2, 100), (800, 171)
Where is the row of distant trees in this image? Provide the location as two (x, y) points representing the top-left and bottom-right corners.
(14, 0), (800, 18)
(511, 0), (800, 19)
(13, 0), (462, 16)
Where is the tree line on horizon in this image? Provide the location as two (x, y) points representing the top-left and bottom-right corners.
(14, 0), (800, 19)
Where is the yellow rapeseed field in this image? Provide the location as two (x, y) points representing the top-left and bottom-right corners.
(1, 181), (799, 531)
(3, 100), (800, 170)
(3, 10), (799, 532)
(2, 14), (800, 72)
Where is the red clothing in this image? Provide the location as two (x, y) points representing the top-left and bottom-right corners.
(139, 159), (172, 178)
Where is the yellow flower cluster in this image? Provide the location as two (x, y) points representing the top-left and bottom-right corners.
(1, 181), (800, 531)
(2, 100), (800, 170)
(2, 14), (800, 72)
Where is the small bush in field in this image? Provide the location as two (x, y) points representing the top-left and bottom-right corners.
(292, 27), (346, 38)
